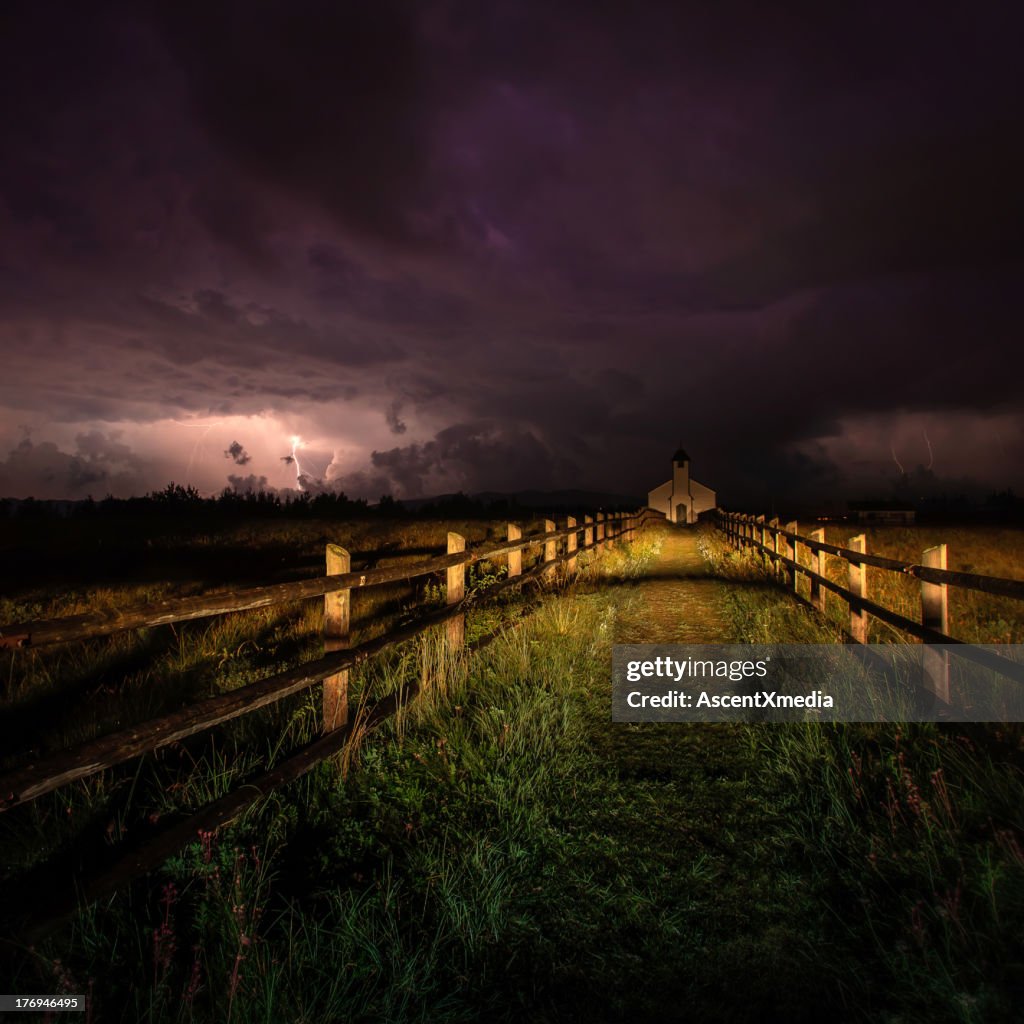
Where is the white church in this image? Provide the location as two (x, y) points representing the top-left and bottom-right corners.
(647, 447), (716, 524)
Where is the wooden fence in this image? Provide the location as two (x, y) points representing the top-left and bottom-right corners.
(0, 509), (653, 935)
(715, 508), (1024, 699)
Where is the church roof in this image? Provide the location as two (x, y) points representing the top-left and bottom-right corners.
(672, 447), (690, 463)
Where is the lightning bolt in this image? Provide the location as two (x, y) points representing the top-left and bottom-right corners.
(923, 428), (934, 470)
(890, 442), (905, 476)
(172, 420), (216, 477)
(289, 435), (304, 486)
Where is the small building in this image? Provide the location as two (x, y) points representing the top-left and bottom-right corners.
(848, 501), (916, 525)
(647, 447), (716, 524)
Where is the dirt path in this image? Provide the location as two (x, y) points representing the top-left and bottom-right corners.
(613, 523), (736, 644)
(568, 523), (835, 1020)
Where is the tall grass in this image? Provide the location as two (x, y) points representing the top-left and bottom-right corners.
(703, 522), (1024, 1021)
(5, 518), (1023, 1021)
(3, 531), (671, 1022)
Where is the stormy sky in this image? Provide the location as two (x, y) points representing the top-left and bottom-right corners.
(1, 0), (1022, 507)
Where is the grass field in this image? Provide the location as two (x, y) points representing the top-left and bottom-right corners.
(0, 515), (552, 767)
(703, 525), (1024, 1021)
(761, 521), (1024, 644)
(1, 516), (1023, 1022)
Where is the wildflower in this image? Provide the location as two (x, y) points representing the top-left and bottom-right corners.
(153, 923), (176, 985)
(198, 828), (215, 864)
(183, 948), (203, 1005)
(51, 958), (77, 994)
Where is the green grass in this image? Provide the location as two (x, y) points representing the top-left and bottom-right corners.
(2, 520), (1023, 1022)
(755, 521), (1024, 644)
(3, 535), (843, 1022)
(702, 524), (1024, 1022)
(0, 517), (554, 766)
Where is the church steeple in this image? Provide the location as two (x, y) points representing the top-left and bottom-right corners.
(647, 442), (716, 525)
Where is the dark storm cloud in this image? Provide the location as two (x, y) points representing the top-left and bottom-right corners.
(189, 179), (278, 269)
(697, 133), (1024, 312)
(137, 290), (407, 369)
(158, 0), (428, 245)
(385, 402), (408, 435)
(224, 440), (251, 465)
(0, 432), (153, 499)
(367, 421), (578, 497)
(307, 244), (470, 326)
(1, 1), (1022, 502)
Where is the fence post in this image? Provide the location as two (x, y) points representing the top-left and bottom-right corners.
(507, 523), (522, 579)
(543, 519), (558, 575)
(922, 543), (950, 703)
(447, 532), (466, 649)
(785, 521), (799, 592)
(756, 515), (766, 566)
(323, 544), (351, 732)
(768, 518), (780, 578)
(848, 534), (868, 643)
(809, 528), (827, 614)
(584, 514), (594, 553)
(567, 516), (578, 575)
(596, 513), (606, 553)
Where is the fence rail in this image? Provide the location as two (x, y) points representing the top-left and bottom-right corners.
(0, 508), (656, 936)
(0, 520), (642, 650)
(715, 508), (1024, 696)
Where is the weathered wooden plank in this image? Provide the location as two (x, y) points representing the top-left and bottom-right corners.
(809, 528), (826, 614)
(507, 523), (522, 578)
(447, 532), (466, 649)
(922, 544), (950, 703)
(543, 520), (557, 574)
(323, 544), (351, 732)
